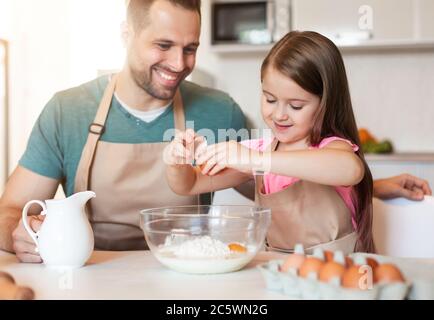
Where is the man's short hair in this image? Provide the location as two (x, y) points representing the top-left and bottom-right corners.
(127, 0), (201, 31)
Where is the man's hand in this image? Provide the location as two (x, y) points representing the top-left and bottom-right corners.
(0, 166), (58, 258)
(373, 174), (432, 201)
(12, 215), (45, 263)
(163, 129), (205, 166)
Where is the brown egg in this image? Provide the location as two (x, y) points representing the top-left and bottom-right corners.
(366, 257), (379, 270)
(374, 264), (405, 284)
(345, 256), (354, 268)
(324, 250), (334, 262)
(319, 261), (346, 283)
(324, 250), (354, 268)
(342, 265), (374, 290)
(281, 254), (305, 273)
(299, 257), (324, 278)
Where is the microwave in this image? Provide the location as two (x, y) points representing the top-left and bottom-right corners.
(211, 0), (291, 45)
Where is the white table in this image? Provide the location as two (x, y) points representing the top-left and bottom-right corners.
(0, 250), (289, 300)
(2, 250), (434, 300)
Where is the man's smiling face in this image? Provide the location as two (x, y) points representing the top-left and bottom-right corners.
(126, 0), (200, 101)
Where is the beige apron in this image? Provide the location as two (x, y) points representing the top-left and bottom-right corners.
(255, 139), (357, 255)
(74, 74), (198, 250)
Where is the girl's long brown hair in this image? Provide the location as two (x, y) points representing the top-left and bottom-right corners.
(261, 31), (375, 253)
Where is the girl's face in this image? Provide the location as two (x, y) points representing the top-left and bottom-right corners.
(261, 67), (321, 147)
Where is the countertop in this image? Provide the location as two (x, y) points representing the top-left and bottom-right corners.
(0, 250), (289, 300)
(1, 250), (434, 300)
(366, 153), (434, 162)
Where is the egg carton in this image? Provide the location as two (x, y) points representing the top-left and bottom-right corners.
(257, 259), (412, 300)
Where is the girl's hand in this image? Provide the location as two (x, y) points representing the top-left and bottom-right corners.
(195, 141), (262, 176)
(163, 129), (205, 166)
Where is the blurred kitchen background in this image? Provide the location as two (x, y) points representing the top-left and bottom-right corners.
(1, 0), (434, 195)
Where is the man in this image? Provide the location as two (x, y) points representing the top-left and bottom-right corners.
(0, 0), (245, 261)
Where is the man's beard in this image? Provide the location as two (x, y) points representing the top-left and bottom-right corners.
(130, 65), (188, 100)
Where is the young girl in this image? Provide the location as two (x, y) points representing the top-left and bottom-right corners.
(165, 31), (375, 253)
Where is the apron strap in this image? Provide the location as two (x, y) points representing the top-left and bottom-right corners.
(267, 138), (279, 152)
(74, 74), (185, 192)
(257, 138), (278, 246)
(74, 74), (118, 192)
(255, 138), (279, 201)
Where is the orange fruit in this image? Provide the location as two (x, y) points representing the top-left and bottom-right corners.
(358, 128), (377, 144)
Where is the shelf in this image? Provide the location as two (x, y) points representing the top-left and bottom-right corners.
(337, 39), (434, 52)
(209, 43), (273, 54)
(210, 39), (434, 54)
(366, 153), (434, 163)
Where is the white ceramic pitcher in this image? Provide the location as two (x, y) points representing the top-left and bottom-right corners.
(22, 191), (96, 268)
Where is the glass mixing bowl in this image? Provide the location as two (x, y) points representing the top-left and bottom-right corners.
(139, 205), (271, 274)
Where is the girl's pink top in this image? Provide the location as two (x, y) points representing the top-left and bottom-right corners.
(241, 136), (359, 229)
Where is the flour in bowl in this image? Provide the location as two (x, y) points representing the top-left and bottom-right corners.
(155, 235), (256, 274)
(169, 236), (231, 259)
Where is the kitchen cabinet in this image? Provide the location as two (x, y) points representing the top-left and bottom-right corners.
(292, 0), (434, 50)
(418, 0), (434, 39)
(210, 0), (434, 53)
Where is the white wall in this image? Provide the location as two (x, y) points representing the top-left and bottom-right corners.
(345, 51), (434, 152)
(0, 1), (13, 39)
(7, 0), (72, 172)
(195, 0), (434, 152)
(0, 0), (12, 191)
(3, 0), (125, 175)
(67, 0), (125, 84)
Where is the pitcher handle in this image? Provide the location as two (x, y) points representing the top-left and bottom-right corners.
(22, 200), (47, 252)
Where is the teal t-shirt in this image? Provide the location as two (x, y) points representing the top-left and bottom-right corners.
(19, 76), (247, 196)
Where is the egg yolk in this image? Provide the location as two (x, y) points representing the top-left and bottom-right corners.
(228, 243), (247, 253)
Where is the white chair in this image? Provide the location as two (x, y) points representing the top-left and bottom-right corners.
(373, 196), (434, 258)
(212, 188), (254, 206)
